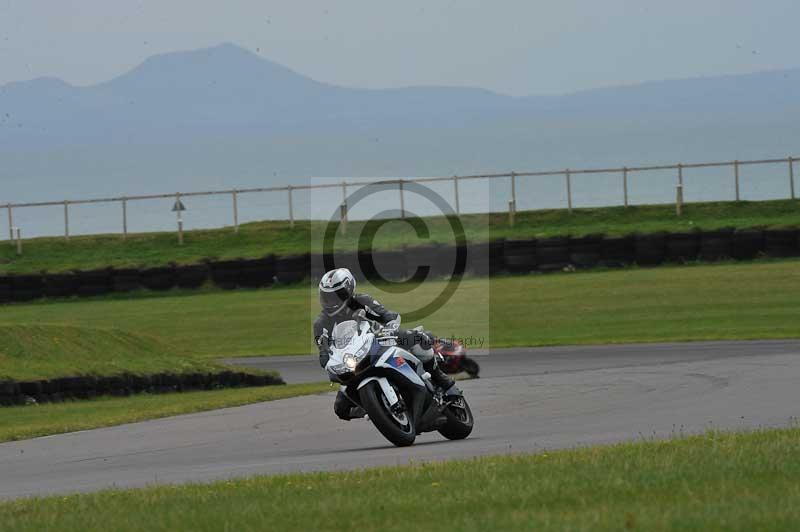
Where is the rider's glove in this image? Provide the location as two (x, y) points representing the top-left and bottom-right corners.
(319, 350), (331, 368)
(384, 317), (401, 332)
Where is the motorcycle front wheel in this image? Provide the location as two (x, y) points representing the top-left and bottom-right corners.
(359, 381), (416, 447)
(438, 395), (474, 440)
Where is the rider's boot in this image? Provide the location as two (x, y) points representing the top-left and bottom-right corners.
(430, 365), (455, 391)
(415, 347), (455, 390)
(334, 390), (365, 420)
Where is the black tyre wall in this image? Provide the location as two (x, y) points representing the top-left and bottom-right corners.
(569, 235), (603, 269)
(503, 240), (537, 273)
(764, 229), (800, 258)
(698, 228), (734, 262)
(140, 266), (177, 291)
(601, 235), (635, 267)
(732, 230), (764, 260)
(634, 233), (666, 266)
(175, 264), (210, 289)
(536, 237), (570, 272)
(665, 232), (700, 263)
(44, 273), (79, 298)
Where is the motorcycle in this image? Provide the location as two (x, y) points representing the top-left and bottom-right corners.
(326, 315), (474, 447)
(435, 339), (480, 378)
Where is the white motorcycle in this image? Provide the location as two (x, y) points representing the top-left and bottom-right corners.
(326, 315), (474, 447)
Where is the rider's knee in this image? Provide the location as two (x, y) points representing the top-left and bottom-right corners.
(334, 391), (354, 420)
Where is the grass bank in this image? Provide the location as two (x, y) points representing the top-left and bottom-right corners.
(1, 199), (798, 274)
(0, 324), (225, 381)
(2, 427), (798, 530)
(1, 260), (798, 362)
(0, 382), (331, 443)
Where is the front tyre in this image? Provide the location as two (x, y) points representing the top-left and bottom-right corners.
(438, 395), (474, 440)
(359, 381), (416, 447)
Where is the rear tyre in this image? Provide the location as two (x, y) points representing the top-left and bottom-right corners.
(462, 358), (480, 378)
(359, 381), (416, 447)
(438, 396), (474, 440)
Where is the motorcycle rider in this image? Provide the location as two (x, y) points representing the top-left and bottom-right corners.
(314, 267), (456, 420)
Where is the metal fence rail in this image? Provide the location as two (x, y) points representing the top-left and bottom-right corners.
(3, 155), (798, 243)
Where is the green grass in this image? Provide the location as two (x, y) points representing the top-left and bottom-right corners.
(2, 427), (798, 531)
(0, 260), (798, 371)
(0, 324), (227, 381)
(0, 382), (331, 443)
(1, 199), (798, 274)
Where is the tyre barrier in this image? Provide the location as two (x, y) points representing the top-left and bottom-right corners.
(363, 249), (408, 281)
(601, 235), (635, 267)
(569, 234), (603, 269)
(634, 232), (667, 266)
(536, 237), (570, 272)
(175, 263), (210, 289)
(408, 244), (451, 279)
(0, 370), (285, 407)
(75, 269), (113, 297)
(113, 268), (141, 292)
(236, 257), (273, 288)
(273, 254), (310, 285)
(0, 278), (11, 304)
(209, 260), (243, 290)
(503, 240), (537, 273)
(140, 266), (177, 291)
(44, 272), (79, 298)
(467, 240), (505, 276)
(0, 226), (796, 305)
(732, 230), (764, 260)
(698, 228), (734, 262)
(11, 274), (45, 302)
(665, 232), (700, 263)
(764, 229), (800, 258)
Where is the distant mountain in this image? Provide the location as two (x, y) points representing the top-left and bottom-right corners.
(0, 42), (798, 204)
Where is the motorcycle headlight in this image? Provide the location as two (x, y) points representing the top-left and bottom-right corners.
(344, 353), (357, 370)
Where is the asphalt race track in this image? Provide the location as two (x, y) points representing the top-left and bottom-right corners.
(2, 340), (800, 500)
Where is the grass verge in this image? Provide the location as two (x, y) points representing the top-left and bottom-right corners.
(0, 199), (798, 274)
(0, 382), (331, 443)
(2, 427), (798, 530)
(1, 259), (798, 362)
(0, 324), (225, 381)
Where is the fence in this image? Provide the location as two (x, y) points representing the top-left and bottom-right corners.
(3, 155), (798, 243)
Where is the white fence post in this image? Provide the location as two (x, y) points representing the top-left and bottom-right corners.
(287, 186), (294, 228)
(122, 198), (128, 240)
(676, 164), (684, 216)
(176, 192), (184, 245)
(341, 182), (348, 223)
(510, 171), (517, 211)
(15, 227), (22, 255)
(790, 156), (796, 200)
(623, 167), (629, 207)
(399, 179), (406, 219)
(339, 203), (348, 235)
(232, 190), (239, 234)
(734, 160), (740, 202)
(565, 169), (573, 212)
(63, 200), (70, 241)
(6, 204), (13, 241)
(453, 175), (460, 215)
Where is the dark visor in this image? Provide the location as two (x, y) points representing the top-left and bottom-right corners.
(320, 288), (350, 315)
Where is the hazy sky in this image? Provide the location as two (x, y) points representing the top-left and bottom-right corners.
(1, 0), (798, 95)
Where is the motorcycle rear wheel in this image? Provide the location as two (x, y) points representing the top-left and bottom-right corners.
(359, 381), (416, 447)
(438, 396), (474, 440)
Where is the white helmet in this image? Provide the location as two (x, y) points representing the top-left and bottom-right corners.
(319, 268), (356, 316)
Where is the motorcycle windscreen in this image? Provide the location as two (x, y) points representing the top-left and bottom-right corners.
(332, 320), (359, 350)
